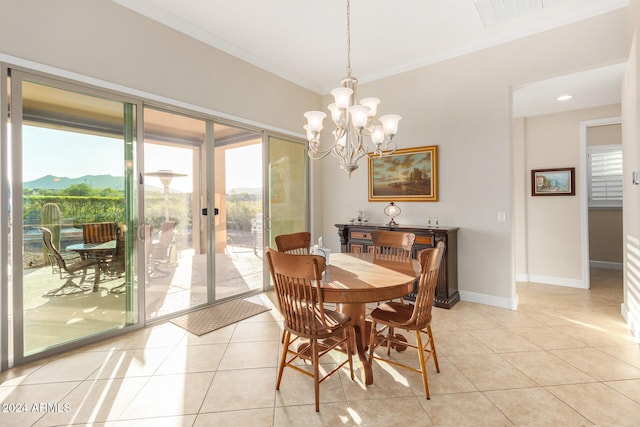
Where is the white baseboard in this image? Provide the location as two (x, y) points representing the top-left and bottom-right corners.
(459, 290), (518, 310)
(590, 260), (624, 270)
(621, 302), (640, 343)
(516, 274), (586, 289)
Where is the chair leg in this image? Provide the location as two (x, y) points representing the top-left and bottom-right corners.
(312, 338), (320, 412)
(386, 327), (395, 356)
(43, 279), (87, 297)
(368, 321), (378, 362)
(346, 327), (354, 380)
(427, 324), (440, 373)
(415, 330), (431, 400)
(276, 331), (290, 390)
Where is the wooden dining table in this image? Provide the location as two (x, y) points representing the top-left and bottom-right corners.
(321, 252), (421, 385)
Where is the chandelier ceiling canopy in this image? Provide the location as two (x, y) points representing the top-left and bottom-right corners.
(303, 0), (401, 177)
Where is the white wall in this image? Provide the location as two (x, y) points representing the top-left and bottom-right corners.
(319, 9), (629, 309)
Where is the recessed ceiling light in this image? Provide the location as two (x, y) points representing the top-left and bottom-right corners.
(557, 94), (573, 101)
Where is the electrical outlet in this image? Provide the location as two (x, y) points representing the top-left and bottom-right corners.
(497, 211), (506, 223)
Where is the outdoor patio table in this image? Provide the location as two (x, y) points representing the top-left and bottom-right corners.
(66, 240), (117, 290)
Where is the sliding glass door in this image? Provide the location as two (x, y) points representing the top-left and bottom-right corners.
(143, 107), (209, 320)
(267, 136), (308, 249)
(213, 124), (264, 300)
(1, 68), (310, 368)
(10, 71), (139, 363)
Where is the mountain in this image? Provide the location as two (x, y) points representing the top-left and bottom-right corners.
(24, 175), (124, 190)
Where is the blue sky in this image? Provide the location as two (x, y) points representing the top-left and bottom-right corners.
(22, 125), (262, 193)
(22, 125), (123, 181)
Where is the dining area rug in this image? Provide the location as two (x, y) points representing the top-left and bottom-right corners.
(170, 299), (270, 336)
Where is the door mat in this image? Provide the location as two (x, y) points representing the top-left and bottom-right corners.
(170, 299), (270, 336)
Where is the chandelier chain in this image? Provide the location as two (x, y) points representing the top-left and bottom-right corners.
(346, 0), (352, 76)
(302, 0), (401, 177)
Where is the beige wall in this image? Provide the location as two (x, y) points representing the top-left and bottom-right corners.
(520, 105), (621, 285)
(588, 210), (623, 263)
(320, 9), (628, 307)
(1, 1), (636, 314)
(0, 0), (319, 136)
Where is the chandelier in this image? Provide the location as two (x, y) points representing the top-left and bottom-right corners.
(303, 0), (401, 177)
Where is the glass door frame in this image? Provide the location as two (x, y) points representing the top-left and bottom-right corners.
(1, 64), (9, 371)
(7, 68), (145, 366)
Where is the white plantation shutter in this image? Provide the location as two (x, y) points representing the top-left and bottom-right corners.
(588, 144), (623, 207)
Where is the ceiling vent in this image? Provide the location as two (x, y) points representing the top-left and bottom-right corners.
(475, 0), (567, 27)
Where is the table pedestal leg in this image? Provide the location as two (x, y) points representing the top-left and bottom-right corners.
(337, 303), (373, 385)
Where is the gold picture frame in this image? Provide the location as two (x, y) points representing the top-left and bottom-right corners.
(368, 145), (438, 202)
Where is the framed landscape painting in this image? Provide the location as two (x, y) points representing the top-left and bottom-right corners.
(368, 145), (438, 202)
(531, 167), (575, 196)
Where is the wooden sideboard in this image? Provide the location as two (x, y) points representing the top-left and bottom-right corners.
(335, 223), (460, 308)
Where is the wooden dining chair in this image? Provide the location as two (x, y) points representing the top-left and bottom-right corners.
(275, 231), (313, 342)
(265, 247), (355, 412)
(370, 230), (416, 305)
(41, 227), (100, 296)
(367, 242), (444, 400)
(370, 230), (415, 261)
(275, 231), (311, 255)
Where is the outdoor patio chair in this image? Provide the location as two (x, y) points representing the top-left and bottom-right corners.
(148, 221), (177, 279)
(41, 227), (100, 296)
(82, 222), (116, 244)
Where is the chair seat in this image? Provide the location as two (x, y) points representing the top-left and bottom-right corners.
(370, 302), (431, 330)
(286, 308), (351, 339)
(66, 258), (98, 275)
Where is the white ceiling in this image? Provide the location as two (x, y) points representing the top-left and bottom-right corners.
(112, 0), (628, 117)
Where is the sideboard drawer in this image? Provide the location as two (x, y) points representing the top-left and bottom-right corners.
(415, 235), (434, 246)
(350, 231), (372, 240)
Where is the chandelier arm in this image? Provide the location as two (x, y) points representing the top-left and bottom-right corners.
(308, 142), (340, 160)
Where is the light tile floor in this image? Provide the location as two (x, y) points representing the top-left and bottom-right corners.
(2, 268), (639, 426)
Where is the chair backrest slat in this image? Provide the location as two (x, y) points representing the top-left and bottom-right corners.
(409, 242), (445, 327)
(370, 230), (416, 262)
(83, 222), (116, 244)
(275, 232), (311, 255)
(41, 227), (67, 270)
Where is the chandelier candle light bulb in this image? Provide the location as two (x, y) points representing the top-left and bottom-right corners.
(303, 0), (402, 177)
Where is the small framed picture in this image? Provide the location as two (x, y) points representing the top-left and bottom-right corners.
(531, 167), (575, 196)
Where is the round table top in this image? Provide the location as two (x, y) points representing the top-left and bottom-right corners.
(66, 240), (117, 251)
(322, 252), (420, 304)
